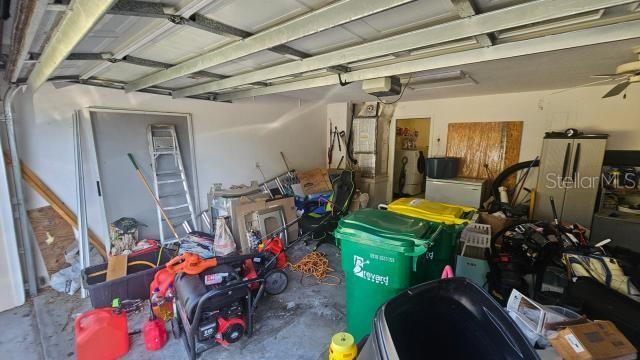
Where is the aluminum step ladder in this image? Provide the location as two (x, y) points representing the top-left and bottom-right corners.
(147, 124), (197, 243)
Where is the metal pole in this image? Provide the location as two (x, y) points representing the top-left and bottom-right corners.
(73, 111), (90, 298)
(3, 85), (38, 297)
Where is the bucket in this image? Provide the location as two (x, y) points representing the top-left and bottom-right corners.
(425, 157), (458, 179)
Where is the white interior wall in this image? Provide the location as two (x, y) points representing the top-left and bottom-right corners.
(326, 102), (351, 168)
(393, 84), (640, 161)
(12, 83), (327, 247)
(325, 84), (640, 202)
(386, 84), (640, 201)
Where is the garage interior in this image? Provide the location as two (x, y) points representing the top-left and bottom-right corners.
(1, 0), (640, 359)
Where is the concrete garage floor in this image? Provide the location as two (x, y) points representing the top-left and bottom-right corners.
(0, 243), (346, 359)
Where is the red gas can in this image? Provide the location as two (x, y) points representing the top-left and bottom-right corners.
(143, 318), (168, 351)
(75, 308), (129, 360)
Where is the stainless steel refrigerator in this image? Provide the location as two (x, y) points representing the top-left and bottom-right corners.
(533, 133), (607, 228)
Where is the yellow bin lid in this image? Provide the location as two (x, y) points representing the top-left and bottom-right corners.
(387, 198), (475, 225)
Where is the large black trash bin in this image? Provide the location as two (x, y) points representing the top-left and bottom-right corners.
(358, 277), (539, 359)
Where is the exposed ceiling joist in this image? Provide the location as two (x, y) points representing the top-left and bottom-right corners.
(29, 52), (108, 62)
(496, 9), (605, 39)
(26, 52), (268, 89)
(27, 0), (117, 89)
(80, 0), (216, 80)
(31, 51), (267, 84)
(111, 3), (337, 64)
(46, 75), (217, 101)
(117, 55), (233, 81)
(7, 0), (49, 82)
(172, 0), (637, 98)
(111, 1), (347, 67)
(450, 0), (494, 47)
(108, 0), (167, 18)
(47, 3), (69, 12)
(185, 12), (252, 40)
(125, 0), (414, 92)
(117, 55), (267, 85)
(213, 19), (640, 101)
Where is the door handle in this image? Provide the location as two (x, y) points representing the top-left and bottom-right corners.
(429, 181), (449, 185)
(561, 143), (571, 179)
(572, 143), (581, 181)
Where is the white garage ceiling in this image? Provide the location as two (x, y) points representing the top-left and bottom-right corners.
(5, 0), (640, 102)
(278, 38), (640, 102)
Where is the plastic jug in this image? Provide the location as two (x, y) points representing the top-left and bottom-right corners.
(75, 308), (129, 360)
(149, 267), (173, 297)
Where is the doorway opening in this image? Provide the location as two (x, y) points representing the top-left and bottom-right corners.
(81, 108), (199, 253)
(392, 118), (431, 200)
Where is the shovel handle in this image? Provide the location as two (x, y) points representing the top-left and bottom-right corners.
(127, 153), (139, 170)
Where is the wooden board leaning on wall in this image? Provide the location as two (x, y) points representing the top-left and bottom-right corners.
(28, 206), (76, 274)
(446, 121), (523, 187)
(4, 154), (107, 259)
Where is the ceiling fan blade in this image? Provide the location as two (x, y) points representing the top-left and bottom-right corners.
(591, 74), (619, 78)
(602, 81), (630, 98)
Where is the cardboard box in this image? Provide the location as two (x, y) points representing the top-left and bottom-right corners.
(297, 168), (331, 195)
(506, 289), (569, 335)
(550, 321), (637, 360)
(479, 212), (514, 235)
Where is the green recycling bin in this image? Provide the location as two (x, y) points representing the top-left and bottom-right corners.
(335, 208), (449, 342)
(412, 222), (464, 284)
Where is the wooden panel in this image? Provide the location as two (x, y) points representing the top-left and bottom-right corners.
(106, 254), (128, 281)
(446, 121), (523, 183)
(5, 155), (107, 258)
(28, 206), (76, 274)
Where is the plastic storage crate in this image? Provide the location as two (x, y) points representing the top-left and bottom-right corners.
(82, 249), (172, 308)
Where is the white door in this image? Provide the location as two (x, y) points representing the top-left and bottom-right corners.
(0, 152), (25, 311)
(89, 111), (198, 242)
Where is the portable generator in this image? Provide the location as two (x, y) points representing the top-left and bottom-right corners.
(171, 253), (288, 360)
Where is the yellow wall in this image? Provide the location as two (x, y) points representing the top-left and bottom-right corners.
(396, 118), (430, 151)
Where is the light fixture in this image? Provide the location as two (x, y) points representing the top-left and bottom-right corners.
(406, 70), (477, 90)
(496, 10), (605, 39)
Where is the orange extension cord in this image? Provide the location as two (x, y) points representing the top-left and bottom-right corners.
(288, 251), (341, 286)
